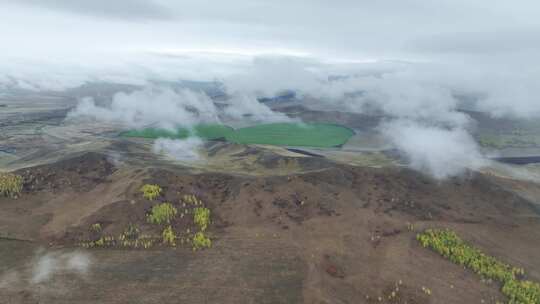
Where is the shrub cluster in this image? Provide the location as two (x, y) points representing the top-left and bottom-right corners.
(0, 173), (23, 198)
(140, 184), (162, 200)
(192, 207), (211, 250)
(417, 229), (540, 304)
(162, 226), (176, 246)
(192, 231), (211, 250)
(194, 207), (210, 231)
(503, 280), (540, 304)
(81, 223), (155, 249)
(147, 202), (178, 225)
(90, 223), (102, 232)
(81, 190), (215, 251)
(122, 223), (140, 240)
(118, 223), (154, 249)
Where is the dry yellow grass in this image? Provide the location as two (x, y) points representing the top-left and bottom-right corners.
(0, 173), (23, 198)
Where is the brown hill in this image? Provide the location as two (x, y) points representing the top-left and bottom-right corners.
(1, 152), (539, 303)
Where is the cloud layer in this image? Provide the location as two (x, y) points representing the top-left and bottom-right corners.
(68, 87), (220, 129)
(381, 120), (487, 179)
(2, 0), (540, 178)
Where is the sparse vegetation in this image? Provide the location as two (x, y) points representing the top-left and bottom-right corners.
(118, 229), (155, 249)
(131, 236), (155, 249)
(90, 223), (102, 232)
(417, 228), (540, 304)
(140, 184), (162, 200)
(147, 202), (177, 225)
(194, 207), (210, 231)
(192, 231), (211, 250)
(183, 194), (203, 205)
(81, 234), (156, 249)
(0, 173), (23, 198)
(276, 158), (301, 175)
(81, 223), (155, 249)
(80, 194), (213, 251)
(162, 226), (176, 246)
(385, 280), (404, 301)
(122, 223), (140, 240)
(80, 235), (115, 248)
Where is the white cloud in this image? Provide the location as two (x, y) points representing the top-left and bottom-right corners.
(0, 249), (92, 297)
(224, 56), (323, 97)
(381, 120), (487, 179)
(31, 251), (91, 284)
(223, 93), (293, 123)
(67, 87), (220, 129)
(152, 137), (204, 161)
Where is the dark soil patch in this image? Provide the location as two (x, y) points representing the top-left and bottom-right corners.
(17, 152), (116, 193)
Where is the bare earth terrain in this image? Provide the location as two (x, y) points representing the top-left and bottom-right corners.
(1, 90), (540, 303)
(1, 150), (539, 304)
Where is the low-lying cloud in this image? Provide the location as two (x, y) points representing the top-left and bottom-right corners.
(382, 120), (487, 179)
(222, 93), (292, 123)
(1, 23), (538, 180)
(68, 87), (220, 130)
(62, 56), (540, 179)
(152, 137), (204, 162)
(217, 56), (540, 178)
(67, 83), (295, 163)
(31, 250), (91, 284)
(68, 84), (292, 129)
(0, 249), (92, 291)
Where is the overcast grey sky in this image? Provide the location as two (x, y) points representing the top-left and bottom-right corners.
(2, 0), (539, 118)
(1, 0), (539, 119)
(1, 0), (539, 61)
